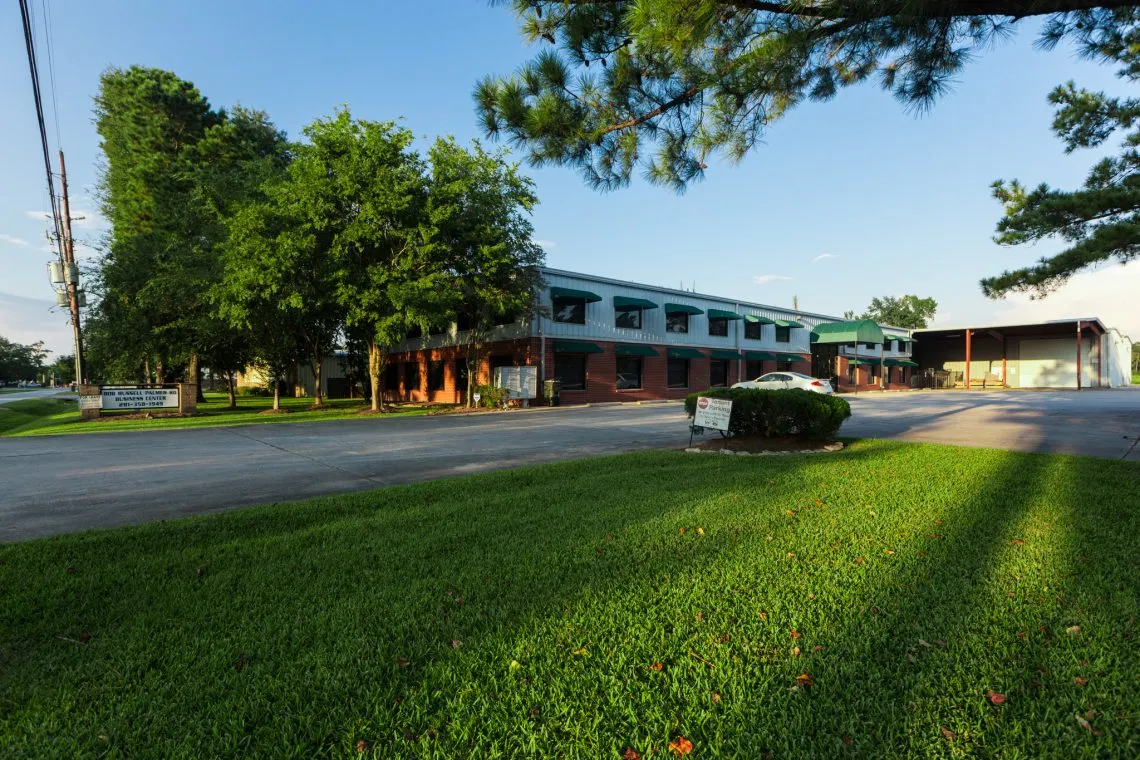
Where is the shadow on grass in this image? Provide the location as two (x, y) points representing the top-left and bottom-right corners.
(1, 442), (1137, 757)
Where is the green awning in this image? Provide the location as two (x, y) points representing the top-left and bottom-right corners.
(667, 347), (705, 359)
(744, 314), (776, 324)
(774, 319), (805, 328)
(847, 358), (878, 366)
(745, 351), (777, 361)
(811, 319), (885, 345)
(550, 286), (602, 303)
(773, 352), (809, 362)
(707, 308), (743, 321)
(553, 340), (603, 354)
(885, 358), (919, 367)
(614, 295), (659, 310)
(615, 343), (659, 357)
(710, 349), (742, 360)
(664, 303), (703, 315)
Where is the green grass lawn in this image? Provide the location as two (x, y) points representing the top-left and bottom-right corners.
(2, 442), (1137, 758)
(0, 392), (444, 437)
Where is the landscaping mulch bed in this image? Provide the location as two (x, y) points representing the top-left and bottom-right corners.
(688, 434), (843, 454)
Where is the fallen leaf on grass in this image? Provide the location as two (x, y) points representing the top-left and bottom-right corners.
(717, 633), (731, 643)
(935, 639), (946, 647)
(884, 549), (895, 555)
(668, 735), (693, 756)
(1075, 713), (1102, 736)
(397, 656), (410, 668)
(1010, 538), (1026, 545)
(678, 527), (687, 535)
(786, 510), (797, 516)
(1074, 676), (1088, 687)
(596, 546), (606, 555)
(356, 739), (372, 753)
(791, 646), (801, 657)
(930, 533), (943, 539)
(842, 736), (854, 747)
(940, 727), (956, 741)
(451, 639), (463, 649)
(786, 552), (796, 559)
(758, 611), (769, 621)
(1017, 631), (1027, 640)
(808, 593), (816, 600)
(790, 629), (802, 639)
(934, 519), (944, 526)
(813, 645), (824, 652)
(454, 596), (465, 605)
(571, 647), (589, 657)
(918, 639), (932, 648)
(509, 660), (522, 672)
(987, 690), (1006, 705)
(793, 671), (815, 688)
(711, 691), (721, 703)
(623, 749), (642, 760)
(855, 556), (865, 565)
(697, 527), (705, 535)
(1007, 592), (1017, 598)
(1065, 625), (1080, 636)
(649, 662), (664, 672)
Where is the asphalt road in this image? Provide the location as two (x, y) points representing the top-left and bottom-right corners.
(0, 388), (67, 405)
(2, 389), (1138, 542)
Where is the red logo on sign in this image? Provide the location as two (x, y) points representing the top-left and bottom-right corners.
(697, 397), (709, 409)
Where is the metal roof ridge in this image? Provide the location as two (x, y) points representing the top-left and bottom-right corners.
(912, 317), (1108, 333)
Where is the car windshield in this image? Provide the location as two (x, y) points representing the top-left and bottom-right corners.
(786, 372), (814, 379)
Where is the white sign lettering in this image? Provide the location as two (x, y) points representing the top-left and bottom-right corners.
(101, 387), (180, 410)
(78, 395), (103, 410)
(693, 396), (733, 432)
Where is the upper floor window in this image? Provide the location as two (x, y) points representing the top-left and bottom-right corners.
(615, 306), (643, 330)
(775, 326), (791, 342)
(744, 321), (763, 340)
(553, 296), (586, 324)
(709, 318), (729, 337)
(666, 312), (689, 333)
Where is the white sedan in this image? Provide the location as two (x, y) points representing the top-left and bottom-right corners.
(732, 371), (834, 394)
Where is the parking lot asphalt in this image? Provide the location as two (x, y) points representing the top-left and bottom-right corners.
(2, 389), (1137, 541)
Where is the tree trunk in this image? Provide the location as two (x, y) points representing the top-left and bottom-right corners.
(227, 372), (237, 409)
(155, 358), (165, 385)
(272, 375), (280, 411)
(312, 356), (324, 407)
(189, 354), (207, 402)
(143, 357), (151, 385)
(368, 340), (384, 412)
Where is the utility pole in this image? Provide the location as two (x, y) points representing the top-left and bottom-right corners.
(59, 150), (85, 384)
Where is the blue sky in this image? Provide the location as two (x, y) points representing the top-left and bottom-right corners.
(3, 1), (1137, 354)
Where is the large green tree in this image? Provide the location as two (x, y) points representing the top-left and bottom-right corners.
(478, 2), (1139, 190)
(984, 40), (1140, 296)
(0, 336), (47, 384)
(423, 138), (546, 406)
(855, 294), (938, 328)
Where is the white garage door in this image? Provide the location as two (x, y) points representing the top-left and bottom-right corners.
(1018, 339), (1077, 388)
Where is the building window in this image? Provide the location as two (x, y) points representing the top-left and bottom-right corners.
(615, 307), (643, 330)
(709, 318), (729, 337)
(553, 296), (586, 324)
(897, 341), (907, 351)
(666, 312), (689, 334)
(710, 360), (729, 387)
(864, 342), (877, 351)
(404, 360), (421, 392)
(554, 354), (587, 391)
(848, 363), (859, 383)
(455, 360), (469, 392)
(777, 360), (794, 372)
(775, 326), (791, 342)
(667, 358), (689, 388)
(745, 360), (764, 380)
(428, 360), (445, 392)
(744, 321), (763, 340)
(384, 361), (399, 391)
(616, 357), (642, 389)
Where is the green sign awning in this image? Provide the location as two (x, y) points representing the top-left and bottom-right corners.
(710, 349), (742, 360)
(847, 358), (878, 366)
(614, 295), (659, 310)
(773, 352), (809, 362)
(550, 286), (602, 303)
(811, 319), (885, 345)
(553, 340), (603, 354)
(667, 347), (705, 359)
(707, 308), (743, 321)
(774, 318), (805, 328)
(744, 351), (777, 361)
(615, 343), (659, 357)
(744, 314), (776, 324)
(664, 303), (703, 315)
(885, 358), (919, 367)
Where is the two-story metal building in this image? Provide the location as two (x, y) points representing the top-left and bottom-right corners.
(372, 268), (916, 404)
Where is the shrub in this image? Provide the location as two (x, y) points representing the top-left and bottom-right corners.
(472, 384), (510, 409)
(237, 385), (272, 397)
(684, 388), (851, 440)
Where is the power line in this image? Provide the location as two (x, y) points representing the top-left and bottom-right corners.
(18, 0), (64, 254)
(40, 0), (62, 148)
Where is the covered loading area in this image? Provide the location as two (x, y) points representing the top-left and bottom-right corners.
(912, 318), (1109, 389)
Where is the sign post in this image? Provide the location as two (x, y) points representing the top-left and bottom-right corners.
(691, 396), (733, 446)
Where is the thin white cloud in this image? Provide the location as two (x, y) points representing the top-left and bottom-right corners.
(992, 262), (1140, 339)
(535, 239), (557, 249)
(0, 234), (30, 247)
(24, 210), (52, 222)
(23, 209), (105, 229)
(753, 275), (793, 285)
(812, 253), (839, 263)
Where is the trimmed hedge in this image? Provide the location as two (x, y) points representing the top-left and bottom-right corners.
(684, 388), (851, 440)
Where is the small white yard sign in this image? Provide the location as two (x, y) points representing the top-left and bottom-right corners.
(694, 396), (732, 432)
